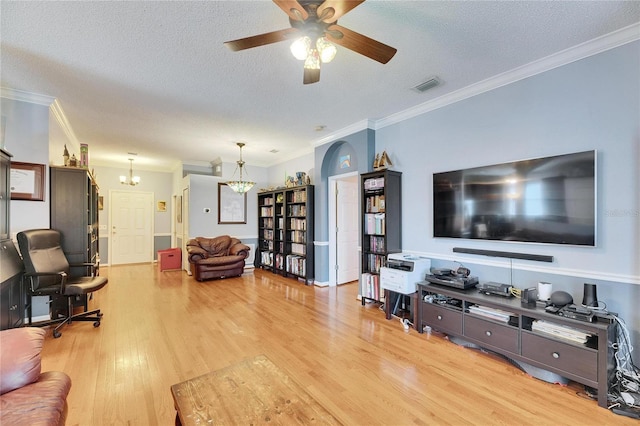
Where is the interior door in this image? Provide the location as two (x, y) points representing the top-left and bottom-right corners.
(110, 190), (153, 265)
(332, 175), (359, 285)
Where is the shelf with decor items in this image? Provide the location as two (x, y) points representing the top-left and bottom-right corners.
(257, 185), (314, 284)
(360, 170), (402, 305)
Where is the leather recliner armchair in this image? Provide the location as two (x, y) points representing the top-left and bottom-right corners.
(186, 235), (250, 281)
(0, 327), (72, 425)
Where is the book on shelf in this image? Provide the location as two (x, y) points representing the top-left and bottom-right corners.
(531, 320), (591, 344)
(261, 251), (273, 266)
(286, 255), (306, 276)
(361, 273), (381, 300)
(291, 243), (306, 255)
(365, 195), (386, 213)
(467, 305), (516, 323)
(364, 213), (385, 235)
(368, 236), (385, 252)
(290, 190), (307, 203)
(288, 205), (307, 216)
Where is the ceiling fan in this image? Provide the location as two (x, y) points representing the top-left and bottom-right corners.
(224, 0), (397, 84)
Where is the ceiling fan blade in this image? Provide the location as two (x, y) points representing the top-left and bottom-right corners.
(326, 24), (397, 64)
(273, 0), (309, 21)
(317, 0), (366, 22)
(224, 28), (300, 52)
(303, 67), (320, 84)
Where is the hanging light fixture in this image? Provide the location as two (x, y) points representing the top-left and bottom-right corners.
(291, 35), (337, 67)
(120, 158), (140, 186)
(227, 142), (255, 194)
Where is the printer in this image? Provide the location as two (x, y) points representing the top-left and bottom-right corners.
(380, 253), (432, 294)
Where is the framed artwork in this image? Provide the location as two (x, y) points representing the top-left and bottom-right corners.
(157, 200), (167, 212)
(98, 196), (104, 210)
(218, 182), (246, 224)
(10, 162), (45, 201)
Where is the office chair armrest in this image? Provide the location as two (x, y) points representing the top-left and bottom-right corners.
(69, 262), (100, 276)
(23, 271), (67, 293)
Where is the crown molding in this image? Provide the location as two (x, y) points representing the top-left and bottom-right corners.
(50, 99), (80, 147)
(0, 87), (55, 106)
(376, 22), (640, 129)
(311, 119), (375, 147)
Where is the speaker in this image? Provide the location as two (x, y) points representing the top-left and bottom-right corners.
(582, 283), (598, 307)
(550, 291), (573, 307)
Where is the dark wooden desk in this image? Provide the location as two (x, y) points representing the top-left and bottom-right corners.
(171, 355), (340, 425)
(383, 289), (419, 328)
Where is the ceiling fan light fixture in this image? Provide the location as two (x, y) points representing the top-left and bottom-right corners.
(316, 37), (337, 63)
(290, 36), (311, 60)
(304, 48), (320, 70)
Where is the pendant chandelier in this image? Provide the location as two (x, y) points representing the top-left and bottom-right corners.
(119, 158), (140, 186)
(227, 142), (255, 194)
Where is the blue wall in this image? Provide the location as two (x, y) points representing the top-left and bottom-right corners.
(371, 41), (639, 346)
(313, 129), (375, 282)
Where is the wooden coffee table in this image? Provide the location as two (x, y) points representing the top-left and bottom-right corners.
(170, 354), (341, 425)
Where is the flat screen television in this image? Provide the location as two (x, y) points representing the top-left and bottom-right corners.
(433, 150), (596, 246)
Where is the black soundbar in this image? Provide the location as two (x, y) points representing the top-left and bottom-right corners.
(452, 247), (553, 263)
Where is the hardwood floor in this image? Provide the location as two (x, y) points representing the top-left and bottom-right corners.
(39, 264), (630, 425)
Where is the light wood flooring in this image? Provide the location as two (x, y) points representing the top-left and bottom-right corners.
(39, 264), (630, 425)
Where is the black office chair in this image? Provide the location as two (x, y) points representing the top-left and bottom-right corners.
(17, 229), (108, 338)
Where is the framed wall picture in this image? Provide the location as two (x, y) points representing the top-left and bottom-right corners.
(10, 161), (45, 201)
(218, 182), (246, 224)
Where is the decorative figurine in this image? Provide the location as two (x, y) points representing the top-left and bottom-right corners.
(373, 153), (380, 169)
(376, 151), (393, 170)
(69, 154), (77, 167)
(63, 145), (70, 166)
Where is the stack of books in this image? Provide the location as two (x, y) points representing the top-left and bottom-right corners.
(531, 320), (590, 344)
(468, 305), (516, 323)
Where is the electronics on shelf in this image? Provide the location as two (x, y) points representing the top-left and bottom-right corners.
(380, 253), (431, 295)
(424, 267), (478, 290)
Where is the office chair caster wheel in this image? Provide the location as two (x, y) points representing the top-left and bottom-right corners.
(53, 330), (61, 338)
(94, 321), (101, 327)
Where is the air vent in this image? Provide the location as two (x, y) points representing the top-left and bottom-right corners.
(413, 77), (441, 93)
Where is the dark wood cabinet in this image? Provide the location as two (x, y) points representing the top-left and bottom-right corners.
(0, 149), (10, 240)
(50, 166), (100, 276)
(1, 149), (24, 330)
(417, 283), (616, 408)
(360, 170), (402, 304)
(257, 185), (314, 284)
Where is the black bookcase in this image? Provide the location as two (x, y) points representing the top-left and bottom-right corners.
(50, 166), (100, 277)
(360, 170), (402, 304)
(257, 185), (314, 284)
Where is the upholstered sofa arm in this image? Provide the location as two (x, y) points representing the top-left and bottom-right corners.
(0, 328), (45, 395)
(186, 240), (209, 263)
(229, 242), (250, 258)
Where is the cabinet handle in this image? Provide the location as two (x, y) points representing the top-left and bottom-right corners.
(485, 331), (492, 337)
(437, 315), (443, 320)
(552, 352), (560, 359)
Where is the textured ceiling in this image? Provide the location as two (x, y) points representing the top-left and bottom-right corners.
(1, 1), (639, 170)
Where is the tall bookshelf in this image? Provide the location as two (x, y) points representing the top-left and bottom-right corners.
(257, 185), (314, 284)
(360, 170), (401, 305)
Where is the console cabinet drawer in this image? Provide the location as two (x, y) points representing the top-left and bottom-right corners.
(521, 332), (597, 381)
(464, 316), (519, 354)
(422, 303), (463, 335)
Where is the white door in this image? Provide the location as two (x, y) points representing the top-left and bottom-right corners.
(110, 190), (154, 265)
(182, 186), (190, 273)
(329, 173), (359, 286)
